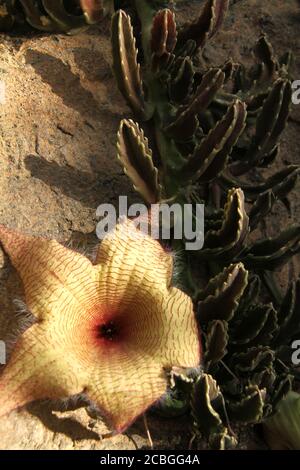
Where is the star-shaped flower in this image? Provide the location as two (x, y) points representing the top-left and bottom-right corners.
(0, 220), (200, 432)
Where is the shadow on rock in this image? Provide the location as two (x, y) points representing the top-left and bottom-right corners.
(27, 396), (101, 441)
(25, 49), (102, 121)
(25, 154), (119, 209)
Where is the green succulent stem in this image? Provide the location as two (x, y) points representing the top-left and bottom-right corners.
(134, 0), (188, 200)
(134, 0), (155, 62)
(132, 0), (199, 295)
(262, 271), (283, 307)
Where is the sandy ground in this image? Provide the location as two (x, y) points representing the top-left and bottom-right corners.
(0, 0), (299, 449)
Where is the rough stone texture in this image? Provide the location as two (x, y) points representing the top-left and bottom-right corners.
(0, 0), (299, 449)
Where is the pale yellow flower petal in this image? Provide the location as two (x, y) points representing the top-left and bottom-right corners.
(96, 219), (174, 310)
(0, 221), (201, 432)
(86, 354), (167, 432)
(0, 225), (99, 320)
(0, 324), (83, 417)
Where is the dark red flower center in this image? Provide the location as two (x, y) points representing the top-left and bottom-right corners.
(98, 321), (119, 341)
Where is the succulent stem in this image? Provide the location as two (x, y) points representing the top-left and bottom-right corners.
(134, 0), (155, 63)
(262, 271), (284, 307)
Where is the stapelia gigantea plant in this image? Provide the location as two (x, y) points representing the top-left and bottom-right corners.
(110, 0), (300, 449)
